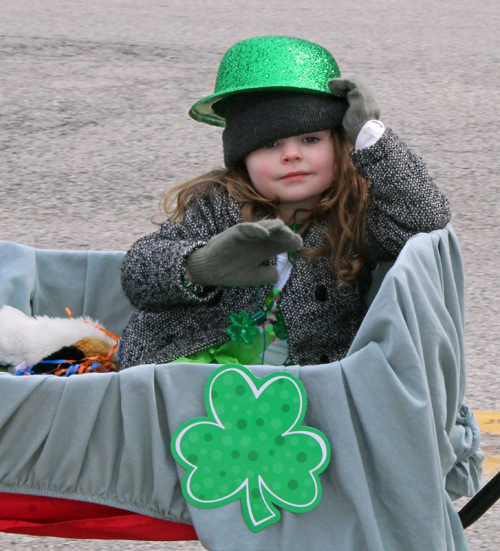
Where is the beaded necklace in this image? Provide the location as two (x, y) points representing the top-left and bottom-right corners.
(225, 222), (299, 353)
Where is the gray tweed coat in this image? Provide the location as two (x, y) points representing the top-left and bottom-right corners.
(120, 129), (450, 369)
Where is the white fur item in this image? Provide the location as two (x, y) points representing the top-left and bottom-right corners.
(0, 306), (115, 366)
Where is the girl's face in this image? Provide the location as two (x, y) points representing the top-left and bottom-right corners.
(245, 130), (335, 215)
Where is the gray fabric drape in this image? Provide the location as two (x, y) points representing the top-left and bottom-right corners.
(0, 226), (483, 550)
(0, 241), (135, 335)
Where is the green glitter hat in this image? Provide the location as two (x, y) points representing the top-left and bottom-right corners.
(189, 36), (342, 127)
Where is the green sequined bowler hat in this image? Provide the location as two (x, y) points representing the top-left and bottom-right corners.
(189, 35), (343, 128)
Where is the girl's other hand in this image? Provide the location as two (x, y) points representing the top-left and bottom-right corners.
(185, 220), (303, 287)
(328, 77), (381, 146)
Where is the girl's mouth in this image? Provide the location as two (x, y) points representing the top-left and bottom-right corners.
(280, 171), (310, 181)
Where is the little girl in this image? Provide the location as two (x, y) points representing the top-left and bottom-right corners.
(119, 35), (450, 370)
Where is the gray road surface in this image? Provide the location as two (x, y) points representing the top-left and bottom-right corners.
(0, 0), (499, 549)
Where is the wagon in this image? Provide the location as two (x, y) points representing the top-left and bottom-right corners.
(0, 226), (486, 550)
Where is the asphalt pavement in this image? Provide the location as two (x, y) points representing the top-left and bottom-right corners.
(1, 0), (499, 549)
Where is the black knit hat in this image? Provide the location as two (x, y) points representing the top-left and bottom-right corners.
(218, 91), (348, 167)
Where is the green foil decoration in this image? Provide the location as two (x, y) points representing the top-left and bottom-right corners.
(171, 364), (331, 532)
(173, 325), (276, 366)
(190, 36), (342, 127)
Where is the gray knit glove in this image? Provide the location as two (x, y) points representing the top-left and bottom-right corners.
(185, 219), (303, 287)
(328, 77), (381, 145)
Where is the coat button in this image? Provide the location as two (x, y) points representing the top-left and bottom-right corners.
(315, 285), (328, 302)
(156, 332), (173, 347)
(319, 354), (330, 364)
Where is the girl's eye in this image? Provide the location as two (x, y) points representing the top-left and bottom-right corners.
(263, 141), (278, 149)
(303, 136), (319, 143)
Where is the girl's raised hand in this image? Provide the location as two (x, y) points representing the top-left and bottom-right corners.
(328, 77), (381, 146)
(185, 219), (303, 287)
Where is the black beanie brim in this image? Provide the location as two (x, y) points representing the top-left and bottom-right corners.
(220, 91), (347, 167)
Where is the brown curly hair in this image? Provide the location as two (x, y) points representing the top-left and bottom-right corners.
(158, 127), (371, 287)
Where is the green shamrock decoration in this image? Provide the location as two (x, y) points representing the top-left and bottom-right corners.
(226, 312), (261, 344)
(171, 364), (330, 532)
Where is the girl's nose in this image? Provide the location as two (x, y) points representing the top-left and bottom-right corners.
(281, 142), (302, 162)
